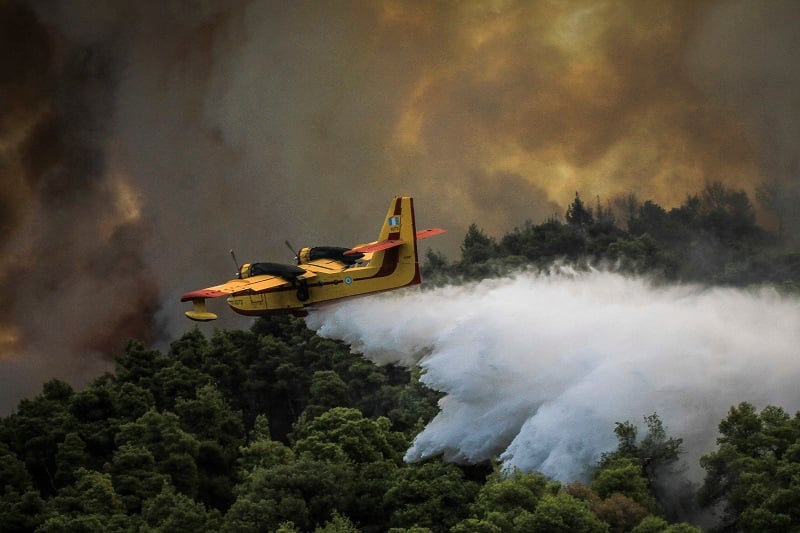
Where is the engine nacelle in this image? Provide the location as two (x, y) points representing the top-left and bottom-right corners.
(296, 246), (363, 265)
(239, 262), (306, 281)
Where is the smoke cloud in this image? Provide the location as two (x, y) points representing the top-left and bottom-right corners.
(307, 270), (800, 482)
(1, 0), (799, 411)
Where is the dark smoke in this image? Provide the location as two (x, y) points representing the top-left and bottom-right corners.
(688, 0), (800, 242)
(0, 1), (161, 409)
(0, 1), (52, 241)
(2, 0), (799, 412)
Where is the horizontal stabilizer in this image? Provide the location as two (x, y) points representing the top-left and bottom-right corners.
(345, 227), (445, 255)
(345, 239), (405, 255)
(416, 228), (446, 240)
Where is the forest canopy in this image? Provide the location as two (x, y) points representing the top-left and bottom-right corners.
(2, 183), (798, 532)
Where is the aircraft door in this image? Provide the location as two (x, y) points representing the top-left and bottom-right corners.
(249, 292), (266, 311)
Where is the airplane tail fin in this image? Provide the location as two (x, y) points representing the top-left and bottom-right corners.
(344, 197), (444, 289)
(376, 196), (421, 286)
(376, 196), (415, 241)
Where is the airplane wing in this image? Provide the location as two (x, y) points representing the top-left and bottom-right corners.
(345, 228), (447, 255)
(181, 272), (317, 322)
(181, 275), (293, 302)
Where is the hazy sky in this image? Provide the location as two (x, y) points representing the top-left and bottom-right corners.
(1, 0), (799, 410)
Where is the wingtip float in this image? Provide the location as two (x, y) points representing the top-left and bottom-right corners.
(181, 196), (445, 321)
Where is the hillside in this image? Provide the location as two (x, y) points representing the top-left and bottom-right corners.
(2, 184), (799, 532)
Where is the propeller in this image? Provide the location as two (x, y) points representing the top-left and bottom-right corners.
(285, 240), (298, 262)
(230, 249), (241, 276)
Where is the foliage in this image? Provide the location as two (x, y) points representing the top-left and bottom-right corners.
(566, 192), (595, 228)
(384, 459), (480, 532)
(592, 458), (655, 511)
(699, 402), (800, 531)
(590, 492), (649, 532)
(140, 483), (221, 532)
(598, 414), (684, 507)
(520, 491), (608, 532)
(426, 182), (798, 289)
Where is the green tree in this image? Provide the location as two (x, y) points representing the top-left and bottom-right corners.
(237, 415), (294, 474)
(467, 469), (549, 531)
(0, 443), (46, 531)
(151, 362), (211, 412)
(314, 511), (360, 533)
(387, 368), (442, 435)
(54, 432), (89, 487)
(451, 519), (502, 533)
(629, 515), (701, 533)
(293, 407), (404, 465)
(301, 371), (351, 420)
(597, 413), (683, 513)
(108, 443), (168, 513)
(39, 468), (130, 532)
(199, 329), (254, 414)
(140, 483), (221, 532)
(637, 414), (684, 479)
(246, 334), (310, 440)
(699, 402), (800, 530)
(71, 468), (125, 516)
(628, 201), (670, 240)
(115, 341), (169, 392)
(68, 380), (120, 467)
(293, 407), (406, 529)
(566, 192), (594, 227)
(697, 181), (758, 243)
(385, 459), (480, 532)
(224, 457), (352, 532)
(519, 491), (607, 532)
(113, 382), (156, 421)
(421, 248), (450, 283)
(175, 381), (244, 446)
(116, 410), (200, 498)
(630, 515), (669, 533)
(168, 327), (210, 368)
(1, 379), (75, 496)
(175, 383), (244, 509)
(606, 234), (672, 276)
(461, 223), (498, 265)
(592, 458), (654, 511)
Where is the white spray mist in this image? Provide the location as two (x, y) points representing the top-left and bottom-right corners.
(305, 269), (800, 482)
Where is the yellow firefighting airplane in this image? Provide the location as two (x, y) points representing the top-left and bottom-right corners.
(181, 196), (445, 321)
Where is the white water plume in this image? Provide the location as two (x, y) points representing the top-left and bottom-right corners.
(305, 269), (800, 482)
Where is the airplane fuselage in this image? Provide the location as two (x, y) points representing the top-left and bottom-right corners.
(181, 197), (443, 321)
(226, 244), (420, 317)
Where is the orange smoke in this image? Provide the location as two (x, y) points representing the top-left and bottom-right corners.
(2, 0), (798, 411)
(385, 1), (763, 215)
